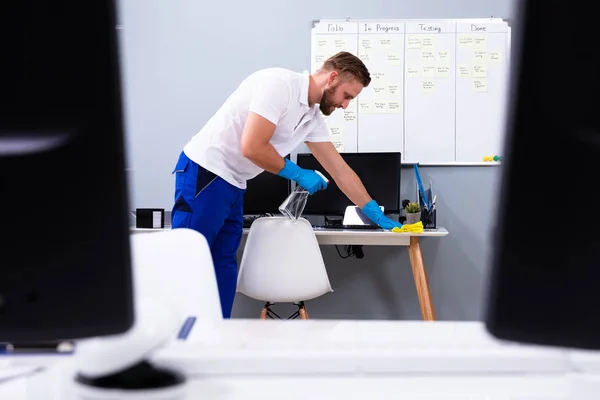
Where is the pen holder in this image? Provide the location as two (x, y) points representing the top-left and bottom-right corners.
(420, 208), (436, 229)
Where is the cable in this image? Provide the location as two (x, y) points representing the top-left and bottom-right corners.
(335, 245), (353, 258)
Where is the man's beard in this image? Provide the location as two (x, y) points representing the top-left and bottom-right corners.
(319, 85), (338, 116)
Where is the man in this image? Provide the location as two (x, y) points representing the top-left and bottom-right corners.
(171, 51), (402, 318)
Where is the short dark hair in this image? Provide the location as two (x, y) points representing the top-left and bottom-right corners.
(321, 51), (371, 87)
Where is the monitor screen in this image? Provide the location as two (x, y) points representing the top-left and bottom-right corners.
(244, 169), (291, 215)
(0, 0), (134, 341)
(297, 152), (401, 215)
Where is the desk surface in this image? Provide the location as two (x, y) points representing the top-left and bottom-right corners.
(132, 226), (448, 246)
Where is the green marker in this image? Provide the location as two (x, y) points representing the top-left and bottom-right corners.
(493, 155), (499, 161)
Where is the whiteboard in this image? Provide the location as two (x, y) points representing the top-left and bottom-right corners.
(308, 18), (511, 165)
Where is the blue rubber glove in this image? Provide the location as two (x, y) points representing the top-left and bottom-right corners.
(277, 158), (328, 195)
(361, 199), (403, 230)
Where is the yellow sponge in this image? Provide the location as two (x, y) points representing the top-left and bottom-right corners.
(392, 221), (424, 233)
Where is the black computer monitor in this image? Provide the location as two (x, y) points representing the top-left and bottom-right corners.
(485, 0), (600, 349)
(0, 1), (134, 341)
(244, 171), (291, 215)
(297, 152), (401, 216)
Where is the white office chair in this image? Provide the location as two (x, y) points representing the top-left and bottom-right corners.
(237, 216), (333, 320)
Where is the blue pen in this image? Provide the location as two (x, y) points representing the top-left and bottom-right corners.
(177, 316), (197, 340)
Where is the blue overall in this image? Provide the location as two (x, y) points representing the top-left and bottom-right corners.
(171, 151), (245, 318)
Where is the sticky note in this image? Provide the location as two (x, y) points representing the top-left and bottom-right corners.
(422, 80), (435, 93)
(315, 54), (326, 64)
(473, 36), (487, 49)
(359, 53), (372, 63)
(422, 65), (436, 78)
(421, 51), (435, 64)
(372, 101), (387, 113)
(407, 66), (420, 77)
(372, 71), (386, 80)
(473, 79), (488, 92)
(473, 65), (487, 78)
(372, 86), (386, 98)
(458, 65), (470, 77)
(334, 39), (347, 49)
(421, 36), (435, 48)
(317, 39), (329, 49)
(361, 39), (373, 50)
(473, 51), (487, 62)
(437, 65), (450, 78)
(343, 110), (356, 122)
(388, 84), (400, 97)
(387, 53), (402, 66)
(333, 141), (344, 152)
(358, 102), (371, 113)
(328, 126), (343, 137)
(489, 51), (502, 62)
(379, 38), (392, 47)
(388, 101), (401, 113)
(437, 51), (449, 63)
(407, 36), (421, 49)
(458, 35), (474, 47)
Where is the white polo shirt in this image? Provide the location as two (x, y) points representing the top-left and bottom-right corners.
(182, 68), (331, 189)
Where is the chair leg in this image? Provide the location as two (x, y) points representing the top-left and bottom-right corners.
(298, 301), (308, 320)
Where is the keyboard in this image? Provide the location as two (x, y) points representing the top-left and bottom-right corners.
(152, 320), (570, 376)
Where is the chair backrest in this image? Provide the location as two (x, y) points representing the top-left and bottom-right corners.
(237, 216), (332, 302)
(131, 228), (222, 324)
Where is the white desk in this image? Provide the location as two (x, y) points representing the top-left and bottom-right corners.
(132, 226), (449, 321)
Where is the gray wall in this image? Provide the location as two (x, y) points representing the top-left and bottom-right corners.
(117, 0), (513, 320)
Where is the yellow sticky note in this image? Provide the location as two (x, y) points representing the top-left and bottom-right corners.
(372, 86), (386, 98)
(328, 126), (343, 137)
(317, 39), (329, 49)
(358, 102), (372, 113)
(422, 80), (435, 93)
(388, 101), (401, 113)
(437, 51), (449, 63)
(437, 65), (450, 78)
(379, 38), (392, 47)
(421, 36), (435, 48)
(473, 79), (487, 92)
(407, 66), (420, 77)
(372, 71), (386, 81)
(334, 39), (347, 49)
(473, 51), (487, 62)
(472, 65), (487, 78)
(387, 53), (402, 66)
(343, 110), (356, 122)
(372, 101), (387, 113)
(489, 51), (502, 62)
(422, 65), (436, 78)
(458, 65), (470, 77)
(361, 39), (373, 50)
(421, 50), (436, 64)
(314, 54), (326, 64)
(359, 53), (372, 63)
(407, 36), (421, 49)
(458, 35), (474, 47)
(332, 140), (344, 152)
(473, 36), (487, 49)
(388, 84), (400, 97)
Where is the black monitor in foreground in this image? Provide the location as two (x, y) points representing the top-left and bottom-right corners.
(0, 1), (134, 341)
(297, 152), (401, 216)
(485, 0), (600, 349)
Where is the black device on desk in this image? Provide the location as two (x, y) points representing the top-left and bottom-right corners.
(243, 159), (291, 227)
(484, 0), (600, 350)
(297, 152), (401, 229)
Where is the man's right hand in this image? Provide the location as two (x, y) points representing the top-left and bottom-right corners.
(277, 158), (328, 195)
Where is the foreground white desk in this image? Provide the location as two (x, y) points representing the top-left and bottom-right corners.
(132, 226), (449, 321)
